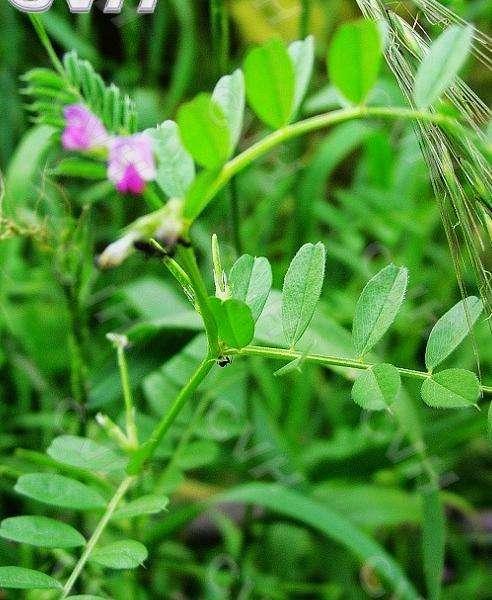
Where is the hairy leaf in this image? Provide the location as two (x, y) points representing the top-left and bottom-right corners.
(113, 495), (169, 520)
(229, 254), (272, 321)
(282, 242), (326, 347)
(212, 69), (245, 150)
(149, 120), (195, 197)
(425, 296), (482, 371)
(351, 363), (401, 410)
(352, 264), (408, 357)
(90, 540), (148, 569)
(421, 368), (480, 408)
(328, 20), (382, 104)
(244, 39), (295, 129)
(209, 297), (255, 349)
(47, 435), (127, 473)
(15, 473), (106, 511)
(0, 516), (85, 548)
(414, 25), (474, 109)
(0, 567), (62, 590)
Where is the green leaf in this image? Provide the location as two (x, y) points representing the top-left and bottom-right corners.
(90, 540), (148, 569)
(0, 516), (85, 548)
(149, 120), (195, 198)
(0, 567), (62, 590)
(209, 297), (255, 349)
(288, 35), (315, 116)
(53, 158), (107, 180)
(414, 25), (474, 109)
(425, 296), (482, 371)
(47, 435), (128, 473)
(177, 93), (231, 169)
(351, 363), (401, 411)
(282, 242), (326, 347)
(216, 483), (419, 599)
(113, 495), (169, 520)
(352, 264), (408, 357)
(14, 473), (106, 511)
(244, 38), (295, 129)
(229, 254), (272, 321)
(422, 487), (445, 600)
(328, 19), (382, 104)
(183, 167), (220, 221)
(212, 69), (245, 150)
(421, 368), (480, 408)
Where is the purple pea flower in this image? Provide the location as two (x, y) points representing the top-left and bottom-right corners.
(108, 134), (156, 195)
(62, 104), (109, 151)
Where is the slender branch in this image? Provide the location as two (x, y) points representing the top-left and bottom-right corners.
(229, 345), (492, 395)
(183, 105), (465, 223)
(61, 476), (135, 598)
(127, 356), (216, 475)
(117, 345), (138, 448)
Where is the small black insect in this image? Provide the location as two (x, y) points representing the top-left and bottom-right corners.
(217, 356), (233, 368)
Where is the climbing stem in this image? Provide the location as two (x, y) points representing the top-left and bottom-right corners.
(61, 476), (135, 598)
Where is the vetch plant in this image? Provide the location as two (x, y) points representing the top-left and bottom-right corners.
(0, 4), (491, 599)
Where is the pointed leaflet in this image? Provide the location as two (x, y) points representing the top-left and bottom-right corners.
(288, 35), (315, 116)
(351, 363), (401, 411)
(47, 435), (128, 473)
(328, 19), (382, 104)
(244, 38), (295, 129)
(177, 93), (231, 169)
(15, 473), (106, 510)
(90, 540), (148, 569)
(209, 297), (255, 349)
(282, 242), (326, 347)
(229, 254), (272, 321)
(0, 516), (85, 548)
(212, 69), (245, 151)
(414, 25), (474, 109)
(425, 296), (482, 371)
(0, 567), (62, 590)
(421, 368), (480, 408)
(352, 264), (408, 357)
(148, 120), (195, 197)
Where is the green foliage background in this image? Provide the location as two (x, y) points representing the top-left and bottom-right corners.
(0, 1), (491, 598)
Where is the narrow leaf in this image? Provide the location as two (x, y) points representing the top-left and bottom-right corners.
(15, 473), (106, 511)
(0, 516), (85, 548)
(351, 363), (401, 411)
(113, 495), (169, 520)
(47, 435), (127, 473)
(425, 296), (482, 371)
(244, 39), (295, 129)
(229, 254), (272, 321)
(149, 120), (195, 197)
(328, 20), (382, 104)
(177, 94), (231, 169)
(352, 264), (408, 357)
(282, 242), (326, 347)
(288, 35), (315, 116)
(209, 297), (255, 349)
(90, 540), (148, 569)
(422, 487), (445, 600)
(414, 25), (474, 109)
(212, 69), (245, 150)
(0, 566), (62, 590)
(421, 368), (480, 408)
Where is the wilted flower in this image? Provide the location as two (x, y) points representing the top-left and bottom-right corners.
(108, 134), (156, 195)
(61, 104), (109, 151)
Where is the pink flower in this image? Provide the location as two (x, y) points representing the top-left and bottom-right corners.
(108, 134), (156, 195)
(61, 104), (108, 151)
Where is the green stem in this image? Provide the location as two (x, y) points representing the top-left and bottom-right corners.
(229, 345), (492, 395)
(29, 14), (65, 77)
(299, 0), (311, 38)
(184, 106), (464, 223)
(127, 356), (215, 475)
(117, 345), (138, 448)
(210, 0), (230, 76)
(61, 476), (135, 598)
